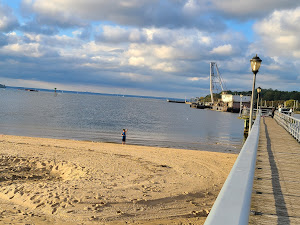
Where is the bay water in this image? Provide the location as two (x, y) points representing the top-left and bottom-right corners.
(0, 89), (245, 153)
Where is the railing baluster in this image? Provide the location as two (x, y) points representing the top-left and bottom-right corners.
(274, 111), (300, 142)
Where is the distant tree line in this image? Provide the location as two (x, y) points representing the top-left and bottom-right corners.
(197, 89), (300, 110)
(225, 89), (300, 101)
(199, 89), (300, 102)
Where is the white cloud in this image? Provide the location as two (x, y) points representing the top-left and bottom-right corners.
(154, 46), (176, 59)
(21, 0), (86, 27)
(188, 77), (209, 81)
(99, 25), (130, 43)
(2, 43), (43, 57)
(128, 56), (145, 66)
(125, 44), (179, 72)
(120, 72), (152, 82)
(0, 3), (19, 32)
(210, 44), (233, 55)
(183, 0), (203, 15)
(212, 0), (300, 19)
(21, 0), (225, 30)
(152, 62), (177, 73)
(253, 7), (300, 58)
(0, 1), (298, 98)
(199, 36), (212, 45)
(23, 0), (300, 27)
(96, 25), (147, 43)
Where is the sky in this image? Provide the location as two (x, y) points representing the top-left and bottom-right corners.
(0, 0), (300, 98)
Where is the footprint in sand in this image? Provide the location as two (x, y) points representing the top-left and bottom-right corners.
(36, 202), (45, 208)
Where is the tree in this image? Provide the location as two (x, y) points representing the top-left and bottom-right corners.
(285, 100), (295, 108)
(199, 89), (300, 102)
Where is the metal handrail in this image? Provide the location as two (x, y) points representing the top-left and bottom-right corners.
(204, 112), (261, 225)
(274, 111), (300, 142)
(241, 108), (272, 118)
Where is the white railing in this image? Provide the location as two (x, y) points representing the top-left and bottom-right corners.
(204, 112), (261, 225)
(260, 108), (272, 117)
(241, 108), (272, 117)
(274, 111), (300, 142)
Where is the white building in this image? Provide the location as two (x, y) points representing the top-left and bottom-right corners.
(222, 94), (251, 104)
(221, 93), (251, 109)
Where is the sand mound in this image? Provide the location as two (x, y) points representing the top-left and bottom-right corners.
(0, 155), (88, 216)
(0, 155), (88, 182)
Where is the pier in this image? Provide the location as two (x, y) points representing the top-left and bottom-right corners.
(204, 112), (300, 225)
(249, 116), (300, 224)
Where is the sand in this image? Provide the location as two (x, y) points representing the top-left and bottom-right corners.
(0, 135), (237, 224)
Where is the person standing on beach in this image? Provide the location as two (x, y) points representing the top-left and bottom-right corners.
(122, 129), (128, 144)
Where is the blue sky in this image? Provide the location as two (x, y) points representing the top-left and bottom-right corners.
(0, 0), (300, 98)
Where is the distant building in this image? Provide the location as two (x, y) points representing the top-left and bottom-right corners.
(213, 92), (251, 113)
(222, 93), (251, 109)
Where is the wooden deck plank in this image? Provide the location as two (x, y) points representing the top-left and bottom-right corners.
(249, 214), (300, 225)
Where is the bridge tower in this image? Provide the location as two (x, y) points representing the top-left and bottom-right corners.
(210, 62), (226, 104)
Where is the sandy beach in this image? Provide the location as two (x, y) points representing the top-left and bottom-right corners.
(0, 135), (237, 224)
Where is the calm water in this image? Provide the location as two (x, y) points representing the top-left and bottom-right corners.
(0, 89), (245, 153)
(294, 114), (300, 119)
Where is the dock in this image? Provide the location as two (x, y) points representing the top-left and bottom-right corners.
(249, 117), (300, 224)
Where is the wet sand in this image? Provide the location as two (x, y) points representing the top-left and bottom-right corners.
(0, 135), (237, 224)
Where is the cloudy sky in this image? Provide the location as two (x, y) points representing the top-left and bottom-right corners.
(0, 0), (299, 98)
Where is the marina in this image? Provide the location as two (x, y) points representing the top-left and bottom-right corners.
(180, 62), (254, 114)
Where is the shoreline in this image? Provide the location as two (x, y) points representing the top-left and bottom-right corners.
(0, 132), (241, 154)
(0, 134), (237, 224)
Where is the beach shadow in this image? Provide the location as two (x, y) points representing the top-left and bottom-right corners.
(131, 191), (206, 206)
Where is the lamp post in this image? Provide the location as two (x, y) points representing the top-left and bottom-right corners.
(239, 94), (243, 117)
(249, 54), (262, 131)
(257, 87), (261, 111)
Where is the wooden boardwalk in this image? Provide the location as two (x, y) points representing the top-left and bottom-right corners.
(249, 117), (300, 225)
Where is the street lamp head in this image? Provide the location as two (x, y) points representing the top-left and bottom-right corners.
(250, 54), (262, 74)
(257, 87), (261, 93)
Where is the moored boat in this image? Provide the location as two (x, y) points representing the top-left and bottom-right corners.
(25, 89), (38, 92)
(167, 99), (186, 103)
